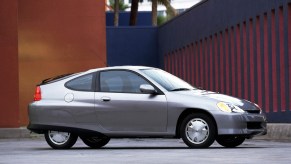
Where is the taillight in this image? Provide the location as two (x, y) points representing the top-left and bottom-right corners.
(34, 86), (42, 101)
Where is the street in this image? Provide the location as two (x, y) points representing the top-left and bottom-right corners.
(0, 137), (290, 164)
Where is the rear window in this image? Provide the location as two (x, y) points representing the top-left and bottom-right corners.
(65, 73), (94, 91)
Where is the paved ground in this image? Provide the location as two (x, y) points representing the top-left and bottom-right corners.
(0, 137), (290, 164)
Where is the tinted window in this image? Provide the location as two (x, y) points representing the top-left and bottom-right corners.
(100, 71), (150, 93)
(66, 73), (94, 91)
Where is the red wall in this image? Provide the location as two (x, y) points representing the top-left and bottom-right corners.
(0, 0), (20, 127)
(0, 0), (106, 127)
(18, 0), (107, 126)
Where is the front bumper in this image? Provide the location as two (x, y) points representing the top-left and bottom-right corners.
(214, 112), (267, 137)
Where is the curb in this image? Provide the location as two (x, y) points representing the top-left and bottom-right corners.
(0, 123), (291, 139)
(254, 123), (291, 140)
(0, 127), (31, 138)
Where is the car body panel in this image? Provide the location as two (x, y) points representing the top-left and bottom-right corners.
(95, 92), (167, 133)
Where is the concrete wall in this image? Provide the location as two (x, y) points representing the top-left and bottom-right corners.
(106, 27), (158, 67)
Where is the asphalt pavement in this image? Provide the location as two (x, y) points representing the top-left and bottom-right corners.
(0, 137), (290, 164)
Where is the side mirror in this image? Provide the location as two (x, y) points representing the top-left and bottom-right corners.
(140, 84), (157, 94)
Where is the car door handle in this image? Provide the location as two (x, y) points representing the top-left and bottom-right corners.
(101, 97), (111, 102)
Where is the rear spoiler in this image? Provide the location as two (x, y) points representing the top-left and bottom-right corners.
(39, 73), (74, 85)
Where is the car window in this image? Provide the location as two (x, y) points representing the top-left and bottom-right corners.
(141, 69), (194, 91)
(66, 73), (93, 91)
(100, 71), (150, 93)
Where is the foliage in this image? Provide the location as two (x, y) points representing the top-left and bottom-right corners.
(109, 0), (129, 11)
(157, 15), (167, 25)
(158, 0), (177, 19)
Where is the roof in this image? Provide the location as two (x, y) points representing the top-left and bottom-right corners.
(87, 65), (155, 73)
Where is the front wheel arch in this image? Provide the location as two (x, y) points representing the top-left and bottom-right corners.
(175, 108), (218, 138)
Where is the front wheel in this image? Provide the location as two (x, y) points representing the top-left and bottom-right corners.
(80, 136), (110, 149)
(180, 113), (216, 148)
(216, 135), (245, 148)
(44, 131), (78, 149)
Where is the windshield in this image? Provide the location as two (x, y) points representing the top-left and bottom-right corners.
(140, 69), (195, 91)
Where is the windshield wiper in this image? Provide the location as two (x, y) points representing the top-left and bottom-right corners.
(170, 88), (191, 91)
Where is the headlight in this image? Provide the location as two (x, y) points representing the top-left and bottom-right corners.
(254, 103), (261, 109)
(254, 103), (262, 113)
(217, 102), (245, 113)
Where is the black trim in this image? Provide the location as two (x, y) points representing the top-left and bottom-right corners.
(95, 71), (100, 92)
(27, 123), (176, 138)
(27, 124), (105, 137)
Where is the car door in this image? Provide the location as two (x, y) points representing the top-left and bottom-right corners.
(95, 70), (168, 132)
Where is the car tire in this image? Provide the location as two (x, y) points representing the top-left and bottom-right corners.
(44, 131), (78, 149)
(80, 136), (110, 149)
(216, 135), (245, 148)
(180, 113), (216, 148)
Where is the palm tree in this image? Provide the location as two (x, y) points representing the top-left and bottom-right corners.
(109, 0), (130, 27)
(129, 0), (139, 26)
(130, 0), (177, 26)
(114, 0), (119, 26)
(158, 0), (177, 19)
(153, 0), (177, 26)
(152, 0), (158, 26)
(110, 0), (129, 11)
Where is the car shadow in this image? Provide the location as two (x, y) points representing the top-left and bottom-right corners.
(33, 146), (268, 150)
(87, 146), (268, 150)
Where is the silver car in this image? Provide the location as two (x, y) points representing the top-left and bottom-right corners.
(28, 66), (267, 149)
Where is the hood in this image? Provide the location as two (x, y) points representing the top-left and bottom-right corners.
(175, 89), (260, 112)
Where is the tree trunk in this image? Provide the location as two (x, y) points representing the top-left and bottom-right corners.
(152, 0), (158, 26)
(159, 0), (177, 18)
(129, 0), (139, 26)
(114, 0), (119, 27)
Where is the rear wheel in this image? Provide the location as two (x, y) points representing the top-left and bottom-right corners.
(44, 131), (78, 149)
(80, 136), (110, 149)
(180, 113), (216, 148)
(216, 135), (245, 148)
